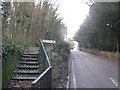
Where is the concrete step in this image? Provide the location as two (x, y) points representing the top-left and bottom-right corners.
(20, 61), (39, 65)
(20, 58), (38, 61)
(12, 76), (37, 80)
(9, 85), (31, 88)
(18, 65), (39, 69)
(8, 50), (40, 88)
(23, 53), (39, 55)
(15, 70), (39, 74)
(9, 80), (32, 88)
(15, 74), (39, 77)
(22, 55), (38, 58)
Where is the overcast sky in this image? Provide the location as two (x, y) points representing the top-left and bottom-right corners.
(57, 0), (91, 39)
(51, 0), (119, 39)
(35, 0), (92, 39)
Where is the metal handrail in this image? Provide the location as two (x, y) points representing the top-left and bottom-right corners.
(31, 39), (52, 88)
(40, 39), (51, 67)
(32, 66), (51, 84)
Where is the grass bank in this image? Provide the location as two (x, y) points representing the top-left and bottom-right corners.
(2, 44), (24, 88)
(2, 54), (20, 88)
(46, 41), (70, 88)
(80, 48), (118, 60)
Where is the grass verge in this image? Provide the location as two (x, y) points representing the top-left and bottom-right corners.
(46, 42), (70, 88)
(2, 44), (24, 88)
(80, 48), (118, 60)
(2, 53), (20, 88)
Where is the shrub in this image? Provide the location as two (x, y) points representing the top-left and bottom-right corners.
(2, 44), (24, 88)
(2, 44), (24, 64)
(47, 41), (70, 87)
(53, 41), (70, 60)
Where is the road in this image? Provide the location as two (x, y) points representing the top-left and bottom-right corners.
(69, 49), (118, 88)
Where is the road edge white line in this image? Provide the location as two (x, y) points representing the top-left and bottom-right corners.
(72, 59), (77, 88)
(66, 56), (70, 88)
(109, 77), (118, 87)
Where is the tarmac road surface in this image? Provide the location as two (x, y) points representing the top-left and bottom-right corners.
(69, 49), (118, 88)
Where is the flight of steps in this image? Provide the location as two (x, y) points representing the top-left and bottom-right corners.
(8, 52), (40, 88)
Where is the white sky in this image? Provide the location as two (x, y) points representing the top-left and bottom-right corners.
(36, 0), (91, 39)
(57, 0), (90, 39)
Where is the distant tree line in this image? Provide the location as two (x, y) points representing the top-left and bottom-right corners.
(74, 2), (119, 52)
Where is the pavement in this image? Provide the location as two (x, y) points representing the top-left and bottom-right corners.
(69, 49), (118, 88)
